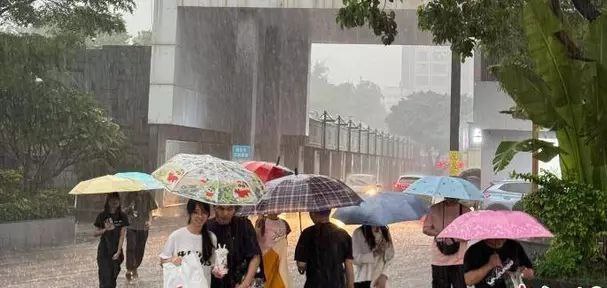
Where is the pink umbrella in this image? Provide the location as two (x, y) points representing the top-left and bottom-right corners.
(437, 210), (553, 240)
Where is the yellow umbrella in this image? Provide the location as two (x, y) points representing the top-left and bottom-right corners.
(69, 175), (148, 195)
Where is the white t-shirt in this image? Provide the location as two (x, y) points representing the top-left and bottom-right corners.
(160, 227), (217, 285)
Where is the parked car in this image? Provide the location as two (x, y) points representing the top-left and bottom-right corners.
(345, 174), (382, 196)
(481, 180), (532, 210)
(393, 175), (424, 192)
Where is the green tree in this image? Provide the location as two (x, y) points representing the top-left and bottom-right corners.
(86, 31), (131, 48)
(132, 30), (152, 46)
(0, 33), (126, 192)
(385, 91), (473, 152)
(492, 0), (607, 191)
(309, 62), (387, 129)
(0, 0), (135, 37)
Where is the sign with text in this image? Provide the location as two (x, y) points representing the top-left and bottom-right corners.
(232, 145), (252, 162)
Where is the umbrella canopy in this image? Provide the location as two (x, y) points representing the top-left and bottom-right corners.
(242, 161), (294, 183)
(437, 210), (553, 240)
(238, 174), (363, 215)
(69, 174), (154, 195)
(114, 172), (164, 190)
(332, 192), (429, 226)
(152, 154), (265, 205)
(404, 176), (482, 201)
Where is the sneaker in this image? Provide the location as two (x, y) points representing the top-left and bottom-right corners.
(132, 269), (139, 280)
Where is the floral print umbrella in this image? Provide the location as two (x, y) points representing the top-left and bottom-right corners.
(152, 154), (265, 205)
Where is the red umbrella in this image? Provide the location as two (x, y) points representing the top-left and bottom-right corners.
(242, 161), (294, 183)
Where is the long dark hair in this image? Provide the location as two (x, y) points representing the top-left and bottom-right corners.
(361, 225), (391, 250)
(186, 199), (214, 263)
(104, 192), (121, 214)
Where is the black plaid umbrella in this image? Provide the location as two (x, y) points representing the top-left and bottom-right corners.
(238, 174), (363, 215)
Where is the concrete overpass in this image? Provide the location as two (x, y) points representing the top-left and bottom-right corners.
(148, 0), (437, 168)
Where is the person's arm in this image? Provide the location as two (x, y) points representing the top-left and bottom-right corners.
(464, 253), (501, 285)
(94, 227), (106, 237)
(113, 226), (126, 260)
(345, 259), (355, 288)
(237, 254), (260, 288)
(422, 210), (439, 236)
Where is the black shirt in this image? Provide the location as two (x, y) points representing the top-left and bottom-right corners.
(295, 222), (353, 288)
(93, 211), (129, 258)
(464, 240), (533, 288)
(207, 217), (264, 288)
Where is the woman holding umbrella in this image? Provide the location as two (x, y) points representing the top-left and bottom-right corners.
(352, 225), (394, 288)
(93, 192), (129, 288)
(437, 210), (551, 288)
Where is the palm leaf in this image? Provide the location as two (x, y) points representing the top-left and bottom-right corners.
(492, 63), (563, 129)
(493, 139), (562, 173)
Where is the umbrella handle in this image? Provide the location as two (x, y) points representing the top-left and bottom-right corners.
(299, 212), (302, 233)
(276, 156), (281, 166)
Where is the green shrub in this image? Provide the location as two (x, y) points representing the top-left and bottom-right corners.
(516, 172), (607, 279)
(0, 169), (73, 223)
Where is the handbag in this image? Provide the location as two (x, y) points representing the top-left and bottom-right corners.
(163, 254), (209, 288)
(435, 204), (462, 255)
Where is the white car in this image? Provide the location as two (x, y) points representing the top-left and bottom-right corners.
(345, 174), (382, 196)
(481, 180), (532, 210)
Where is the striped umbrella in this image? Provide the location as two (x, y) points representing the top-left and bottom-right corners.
(238, 174), (363, 215)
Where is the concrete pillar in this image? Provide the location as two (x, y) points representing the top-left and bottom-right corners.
(319, 150), (331, 176)
(352, 154), (361, 173)
(303, 147), (316, 174)
(344, 153), (353, 178)
(331, 152), (344, 180)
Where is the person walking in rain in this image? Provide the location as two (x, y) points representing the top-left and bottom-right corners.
(255, 214), (292, 288)
(463, 239), (534, 288)
(295, 210), (355, 288)
(159, 199), (218, 287)
(123, 191), (158, 283)
(423, 197), (471, 288)
(208, 205), (264, 288)
(352, 225), (394, 288)
(94, 192), (129, 288)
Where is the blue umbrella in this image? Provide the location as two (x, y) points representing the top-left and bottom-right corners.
(332, 192), (429, 226)
(404, 176), (482, 201)
(114, 172), (165, 190)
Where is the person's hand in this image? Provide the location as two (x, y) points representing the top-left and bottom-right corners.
(235, 280), (251, 288)
(104, 219), (115, 231)
(171, 256), (182, 266)
(520, 267), (534, 279)
(145, 220), (151, 229)
(211, 269), (225, 279)
(488, 253), (502, 268)
(373, 274), (388, 288)
(112, 250), (121, 260)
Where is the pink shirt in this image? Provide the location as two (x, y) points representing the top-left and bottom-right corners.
(423, 201), (471, 266)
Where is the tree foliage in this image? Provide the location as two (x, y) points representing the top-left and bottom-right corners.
(492, 0), (607, 192)
(385, 91), (472, 152)
(517, 172), (607, 278)
(0, 0), (135, 37)
(309, 62), (388, 129)
(132, 30), (152, 46)
(86, 31), (131, 48)
(0, 33), (126, 192)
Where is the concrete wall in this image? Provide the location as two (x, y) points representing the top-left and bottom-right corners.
(75, 46), (153, 171)
(0, 217), (75, 252)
